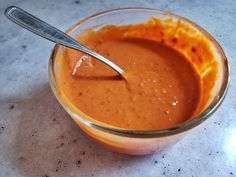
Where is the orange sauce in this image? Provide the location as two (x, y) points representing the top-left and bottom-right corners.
(57, 18), (218, 130)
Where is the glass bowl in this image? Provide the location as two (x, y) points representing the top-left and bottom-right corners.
(48, 8), (229, 155)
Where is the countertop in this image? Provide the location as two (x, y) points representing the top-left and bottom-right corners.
(0, 0), (235, 177)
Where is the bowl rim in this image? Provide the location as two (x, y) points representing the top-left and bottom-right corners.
(48, 7), (230, 138)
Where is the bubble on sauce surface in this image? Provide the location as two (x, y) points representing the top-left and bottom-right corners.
(164, 110), (170, 114)
(130, 96), (137, 102)
(173, 96), (178, 100)
(117, 109), (123, 114)
(139, 83), (144, 87)
(162, 89), (167, 94)
(171, 100), (178, 106)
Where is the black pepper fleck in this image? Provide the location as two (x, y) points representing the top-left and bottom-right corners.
(74, 0), (80, 4)
(77, 160), (81, 164)
(178, 169), (181, 172)
(163, 172), (166, 175)
(155, 160), (157, 164)
(0, 126), (5, 134)
(55, 143), (64, 149)
(55, 159), (63, 172)
(18, 156), (24, 160)
(73, 139), (77, 143)
(43, 175), (49, 177)
(9, 105), (14, 110)
(82, 151), (85, 155)
(230, 172), (233, 175)
(162, 155), (165, 158)
(21, 45), (27, 49)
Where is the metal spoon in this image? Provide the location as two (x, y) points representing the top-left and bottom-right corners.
(5, 6), (125, 75)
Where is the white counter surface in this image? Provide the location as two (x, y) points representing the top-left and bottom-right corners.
(0, 0), (235, 176)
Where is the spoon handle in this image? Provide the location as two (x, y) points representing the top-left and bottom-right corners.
(5, 6), (124, 75)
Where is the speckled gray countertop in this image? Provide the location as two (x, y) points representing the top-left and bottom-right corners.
(0, 0), (235, 177)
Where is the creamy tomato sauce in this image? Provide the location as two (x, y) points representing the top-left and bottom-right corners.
(58, 19), (203, 130)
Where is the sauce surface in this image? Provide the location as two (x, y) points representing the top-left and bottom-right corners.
(58, 20), (202, 130)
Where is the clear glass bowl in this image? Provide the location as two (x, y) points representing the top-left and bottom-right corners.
(48, 8), (230, 155)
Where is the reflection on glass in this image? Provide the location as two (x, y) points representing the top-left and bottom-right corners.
(224, 129), (236, 162)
